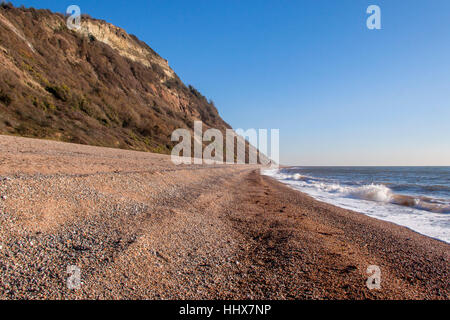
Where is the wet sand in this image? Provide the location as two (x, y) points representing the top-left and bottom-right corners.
(0, 135), (448, 299)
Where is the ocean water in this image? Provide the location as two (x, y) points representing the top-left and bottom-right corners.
(263, 167), (450, 243)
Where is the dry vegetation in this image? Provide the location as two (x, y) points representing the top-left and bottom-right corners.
(0, 3), (229, 154)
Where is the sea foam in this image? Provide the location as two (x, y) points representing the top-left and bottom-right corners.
(263, 168), (450, 243)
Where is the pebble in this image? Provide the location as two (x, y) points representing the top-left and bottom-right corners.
(1, 195), (7, 200)
(0, 136), (447, 300)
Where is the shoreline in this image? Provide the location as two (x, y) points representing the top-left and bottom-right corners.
(246, 173), (449, 299)
(264, 167), (450, 243)
(0, 135), (448, 299)
(264, 171), (450, 246)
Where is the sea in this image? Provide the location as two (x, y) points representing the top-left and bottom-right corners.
(263, 167), (450, 243)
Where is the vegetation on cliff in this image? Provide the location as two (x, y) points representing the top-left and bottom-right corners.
(0, 3), (230, 153)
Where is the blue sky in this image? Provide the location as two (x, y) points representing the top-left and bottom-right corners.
(10, 0), (450, 165)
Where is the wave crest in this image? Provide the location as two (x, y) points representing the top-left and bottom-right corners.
(346, 184), (393, 202)
(263, 169), (450, 214)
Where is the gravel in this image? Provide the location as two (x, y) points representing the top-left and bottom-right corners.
(0, 135), (448, 300)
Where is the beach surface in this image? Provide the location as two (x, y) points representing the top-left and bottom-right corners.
(0, 135), (448, 299)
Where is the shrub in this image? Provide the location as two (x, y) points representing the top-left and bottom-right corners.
(45, 84), (70, 101)
(0, 90), (12, 105)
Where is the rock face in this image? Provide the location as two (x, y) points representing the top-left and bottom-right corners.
(78, 19), (176, 80)
(0, 4), (230, 153)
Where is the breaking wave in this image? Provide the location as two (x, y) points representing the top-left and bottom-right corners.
(262, 168), (450, 243)
(270, 171), (450, 214)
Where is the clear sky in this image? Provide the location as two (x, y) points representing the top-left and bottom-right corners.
(10, 0), (450, 165)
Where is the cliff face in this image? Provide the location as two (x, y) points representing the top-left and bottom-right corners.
(0, 4), (230, 153)
(78, 18), (176, 80)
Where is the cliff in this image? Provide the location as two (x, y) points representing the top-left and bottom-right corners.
(0, 4), (230, 153)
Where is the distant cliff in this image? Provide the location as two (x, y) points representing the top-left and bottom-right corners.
(0, 4), (230, 153)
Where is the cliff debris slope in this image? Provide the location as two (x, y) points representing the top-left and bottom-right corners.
(0, 4), (230, 154)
